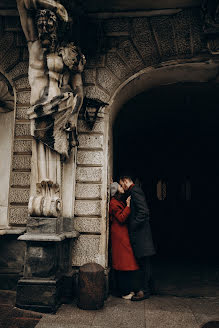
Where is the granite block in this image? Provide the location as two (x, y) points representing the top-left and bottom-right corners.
(72, 235), (100, 267)
(76, 183), (102, 199)
(16, 106), (29, 120)
(9, 206), (28, 225)
(77, 150), (103, 165)
(14, 139), (32, 153)
(75, 200), (101, 216)
(83, 68), (96, 84)
(12, 154), (31, 170)
(96, 68), (119, 94)
(74, 217), (101, 233)
(84, 85), (110, 102)
(9, 188), (29, 204)
(131, 17), (160, 65)
(78, 134), (103, 149)
(76, 167), (102, 183)
(77, 119), (105, 133)
(11, 172), (30, 187)
(0, 32), (14, 60)
(106, 52), (130, 80)
(16, 90), (31, 105)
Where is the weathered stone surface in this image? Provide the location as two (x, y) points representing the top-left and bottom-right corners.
(16, 90), (31, 105)
(12, 154), (31, 170)
(11, 172), (30, 186)
(84, 85), (110, 102)
(172, 10), (192, 56)
(9, 188), (29, 204)
(189, 8), (204, 54)
(131, 17), (160, 65)
(0, 32), (14, 60)
(83, 68), (96, 84)
(106, 52), (130, 80)
(74, 217), (101, 233)
(103, 18), (130, 34)
(0, 237), (25, 271)
(9, 206), (28, 225)
(75, 200), (101, 216)
(97, 68), (119, 94)
(26, 217), (62, 235)
(14, 139), (32, 153)
(14, 76), (30, 90)
(117, 37), (143, 70)
(76, 167), (103, 182)
(78, 119), (105, 133)
(72, 235), (100, 266)
(1, 47), (20, 72)
(78, 134), (103, 149)
(150, 15), (177, 59)
(16, 278), (62, 312)
(16, 106), (29, 120)
(15, 123), (31, 137)
(76, 183), (102, 199)
(86, 53), (105, 68)
(77, 150), (103, 165)
(8, 61), (29, 80)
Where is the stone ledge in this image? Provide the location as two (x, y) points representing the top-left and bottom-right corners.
(0, 227), (26, 236)
(18, 231), (79, 242)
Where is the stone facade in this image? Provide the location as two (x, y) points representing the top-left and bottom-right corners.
(0, 5), (219, 300)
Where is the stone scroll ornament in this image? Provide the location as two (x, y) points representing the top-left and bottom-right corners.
(17, 0), (86, 217)
(202, 0), (219, 54)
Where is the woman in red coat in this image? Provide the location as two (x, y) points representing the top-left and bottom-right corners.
(109, 182), (139, 299)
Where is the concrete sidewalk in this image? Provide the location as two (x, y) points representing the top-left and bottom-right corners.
(35, 295), (219, 328)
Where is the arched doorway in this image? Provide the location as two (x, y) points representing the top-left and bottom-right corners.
(112, 82), (219, 296)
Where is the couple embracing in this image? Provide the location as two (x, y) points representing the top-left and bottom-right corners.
(109, 176), (156, 301)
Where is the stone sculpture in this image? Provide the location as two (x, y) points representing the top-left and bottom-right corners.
(17, 0), (86, 217)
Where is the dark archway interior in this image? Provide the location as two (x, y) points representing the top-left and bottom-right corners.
(113, 82), (219, 296)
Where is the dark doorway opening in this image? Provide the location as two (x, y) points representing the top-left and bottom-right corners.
(113, 82), (219, 296)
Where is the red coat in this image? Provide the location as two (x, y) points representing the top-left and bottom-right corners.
(109, 197), (139, 271)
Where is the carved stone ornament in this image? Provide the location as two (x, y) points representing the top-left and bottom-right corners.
(202, 0), (219, 54)
(17, 0), (86, 217)
(0, 73), (14, 113)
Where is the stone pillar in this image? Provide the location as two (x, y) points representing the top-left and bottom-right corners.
(16, 217), (79, 312)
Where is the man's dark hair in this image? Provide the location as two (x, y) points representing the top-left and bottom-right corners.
(119, 175), (133, 182)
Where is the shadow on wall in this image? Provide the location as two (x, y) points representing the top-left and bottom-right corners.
(201, 322), (219, 328)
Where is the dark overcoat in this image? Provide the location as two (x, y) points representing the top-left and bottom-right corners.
(127, 185), (156, 258)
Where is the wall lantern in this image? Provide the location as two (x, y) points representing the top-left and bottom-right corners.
(83, 97), (108, 129)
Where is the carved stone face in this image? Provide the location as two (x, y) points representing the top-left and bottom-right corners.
(36, 9), (58, 52)
(59, 43), (86, 72)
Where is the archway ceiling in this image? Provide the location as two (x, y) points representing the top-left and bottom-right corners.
(0, 0), (201, 11)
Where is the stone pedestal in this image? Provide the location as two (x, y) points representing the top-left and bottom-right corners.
(16, 217), (79, 313)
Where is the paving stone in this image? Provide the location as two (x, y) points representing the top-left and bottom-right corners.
(184, 298), (219, 326)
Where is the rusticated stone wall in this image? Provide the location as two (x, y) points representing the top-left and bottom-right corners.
(82, 8), (206, 104)
(0, 7), (212, 268)
(0, 17), (31, 226)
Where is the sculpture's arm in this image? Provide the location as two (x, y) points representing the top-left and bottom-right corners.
(36, 0), (68, 22)
(17, 0), (68, 42)
(16, 0), (38, 41)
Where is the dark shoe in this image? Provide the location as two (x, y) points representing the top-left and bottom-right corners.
(131, 290), (150, 301)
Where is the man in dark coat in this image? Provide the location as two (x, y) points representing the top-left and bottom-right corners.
(119, 175), (156, 301)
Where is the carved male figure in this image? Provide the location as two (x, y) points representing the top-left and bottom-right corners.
(17, 0), (86, 217)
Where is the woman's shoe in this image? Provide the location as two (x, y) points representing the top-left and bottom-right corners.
(131, 290), (150, 301)
(122, 292), (135, 300)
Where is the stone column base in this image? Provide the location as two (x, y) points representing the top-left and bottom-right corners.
(16, 277), (62, 313)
